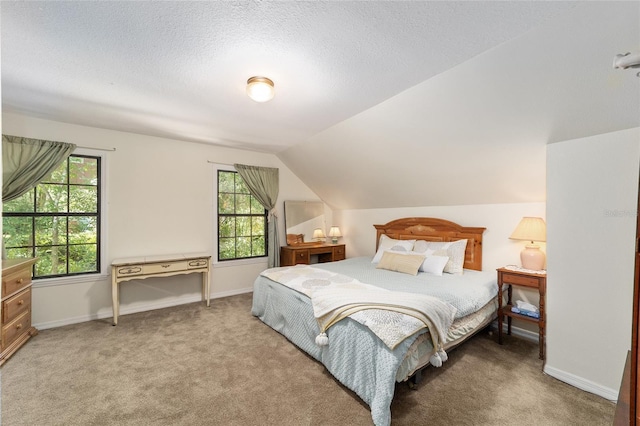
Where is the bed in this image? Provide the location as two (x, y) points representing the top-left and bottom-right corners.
(251, 217), (498, 426)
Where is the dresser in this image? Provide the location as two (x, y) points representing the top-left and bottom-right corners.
(280, 244), (346, 266)
(1, 257), (37, 365)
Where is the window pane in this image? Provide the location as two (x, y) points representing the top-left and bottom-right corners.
(251, 217), (265, 236)
(236, 194), (251, 214)
(5, 248), (32, 259)
(35, 217), (68, 246)
(219, 238), (235, 260)
(235, 176), (249, 194)
(36, 184), (68, 212)
(69, 244), (97, 273)
(236, 217), (251, 236)
(69, 216), (97, 244)
(35, 246), (68, 277)
(2, 190), (34, 213)
(252, 236), (266, 256)
(216, 170), (267, 261)
(2, 154), (101, 279)
(250, 197), (263, 214)
(2, 216), (33, 247)
(218, 193), (234, 214)
(236, 236), (251, 258)
(69, 157), (98, 185)
(219, 217), (235, 237)
(69, 186), (97, 212)
(40, 160), (67, 184)
(218, 171), (235, 193)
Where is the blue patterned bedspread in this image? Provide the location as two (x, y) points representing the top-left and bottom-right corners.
(251, 257), (497, 426)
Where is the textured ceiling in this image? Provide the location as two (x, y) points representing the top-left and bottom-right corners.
(2, 1), (576, 152)
(2, 1), (638, 211)
(279, 1), (640, 209)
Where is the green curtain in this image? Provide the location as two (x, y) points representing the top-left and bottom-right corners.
(234, 163), (280, 268)
(2, 135), (77, 202)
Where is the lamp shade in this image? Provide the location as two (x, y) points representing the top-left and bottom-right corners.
(246, 76), (275, 102)
(312, 228), (326, 241)
(510, 217), (546, 270)
(328, 226), (342, 244)
(328, 226), (342, 238)
(509, 217), (546, 243)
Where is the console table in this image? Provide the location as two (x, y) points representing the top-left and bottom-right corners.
(280, 244), (345, 266)
(111, 253), (211, 325)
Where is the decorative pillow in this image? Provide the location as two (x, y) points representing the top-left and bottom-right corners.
(412, 240), (430, 253)
(419, 255), (450, 276)
(425, 239), (468, 274)
(371, 235), (416, 263)
(375, 251), (425, 275)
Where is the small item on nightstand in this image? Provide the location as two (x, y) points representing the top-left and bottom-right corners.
(511, 300), (540, 318)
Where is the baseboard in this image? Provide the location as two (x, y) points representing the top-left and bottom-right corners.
(33, 287), (254, 330)
(543, 364), (618, 402)
(490, 321), (540, 343)
(488, 321), (618, 401)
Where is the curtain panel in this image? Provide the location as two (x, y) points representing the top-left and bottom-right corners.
(2, 135), (77, 202)
(234, 164), (280, 268)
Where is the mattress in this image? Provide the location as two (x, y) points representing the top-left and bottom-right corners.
(251, 257), (498, 426)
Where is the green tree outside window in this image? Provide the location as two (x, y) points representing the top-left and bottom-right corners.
(217, 170), (267, 261)
(2, 155), (101, 278)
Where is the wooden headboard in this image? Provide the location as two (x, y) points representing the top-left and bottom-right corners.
(373, 217), (486, 271)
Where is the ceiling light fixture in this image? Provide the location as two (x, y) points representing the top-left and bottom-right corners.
(246, 76), (275, 102)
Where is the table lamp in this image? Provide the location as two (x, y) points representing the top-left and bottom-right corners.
(328, 226), (342, 244)
(312, 228), (326, 242)
(509, 217), (546, 270)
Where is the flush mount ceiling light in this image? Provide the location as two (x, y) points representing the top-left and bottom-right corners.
(246, 76), (275, 102)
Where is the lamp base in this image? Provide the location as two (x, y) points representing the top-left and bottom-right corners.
(331, 237), (338, 244)
(520, 244), (545, 270)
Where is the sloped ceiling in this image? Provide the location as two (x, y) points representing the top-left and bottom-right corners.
(279, 1), (640, 209)
(3, 1), (577, 152)
(2, 2), (639, 210)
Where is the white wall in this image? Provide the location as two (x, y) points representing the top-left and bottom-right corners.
(334, 202), (546, 334)
(546, 127), (639, 400)
(2, 112), (322, 329)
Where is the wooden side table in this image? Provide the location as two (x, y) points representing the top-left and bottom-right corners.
(497, 267), (547, 360)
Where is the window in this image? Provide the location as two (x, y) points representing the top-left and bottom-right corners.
(217, 170), (267, 261)
(2, 154), (101, 279)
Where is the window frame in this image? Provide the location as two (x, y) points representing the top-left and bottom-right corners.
(2, 148), (109, 286)
(214, 164), (268, 265)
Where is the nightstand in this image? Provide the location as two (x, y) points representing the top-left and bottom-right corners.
(496, 267), (547, 360)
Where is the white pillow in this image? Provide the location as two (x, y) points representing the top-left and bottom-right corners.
(413, 240), (430, 253)
(371, 235), (416, 263)
(419, 255), (450, 276)
(423, 239), (468, 274)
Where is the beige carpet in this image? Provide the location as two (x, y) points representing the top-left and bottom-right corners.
(1, 293), (615, 425)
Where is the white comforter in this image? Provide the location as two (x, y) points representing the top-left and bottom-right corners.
(260, 265), (456, 350)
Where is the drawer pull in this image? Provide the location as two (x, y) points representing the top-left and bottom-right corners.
(15, 323), (22, 330)
(161, 264), (171, 268)
(16, 278), (23, 284)
(17, 300), (24, 306)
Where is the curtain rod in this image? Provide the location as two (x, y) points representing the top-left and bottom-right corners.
(76, 145), (116, 152)
(207, 160), (235, 166)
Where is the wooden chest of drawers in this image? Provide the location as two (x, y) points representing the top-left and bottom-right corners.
(280, 244), (346, 267)
(1, 258), (37, 365)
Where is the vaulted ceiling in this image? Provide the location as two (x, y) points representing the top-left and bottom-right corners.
(2, 1), (639, 209)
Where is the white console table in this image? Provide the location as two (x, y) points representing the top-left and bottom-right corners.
(111, 253), (211, 325)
